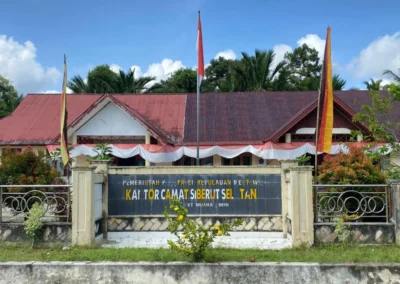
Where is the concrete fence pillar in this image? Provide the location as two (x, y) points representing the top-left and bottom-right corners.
(72, 167), (95, 246)
(90, 160), (110, 240)
(390, 181), (400, 245)
(289, 166), (314, 247)
(280, 160), (299, 238)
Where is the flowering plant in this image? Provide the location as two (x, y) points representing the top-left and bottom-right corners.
(164, 199), (242, 261)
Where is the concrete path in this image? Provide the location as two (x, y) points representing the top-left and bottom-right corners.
(103, 231), (291, 249)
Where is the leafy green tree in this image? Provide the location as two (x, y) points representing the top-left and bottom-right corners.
(87, 65), (118, 93)
(149, 68), (214, 93)
(0, 76), (23, 118)
(67, 65), (118, 93)
(332, 74), (346, 90)
(284, 44), (321, 91)
(205, 57), (238, 92)
(363, 78), (383, 91)
(270, 65), (296, 91)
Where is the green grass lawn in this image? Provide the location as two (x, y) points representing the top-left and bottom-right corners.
(1, 244), (400, 263)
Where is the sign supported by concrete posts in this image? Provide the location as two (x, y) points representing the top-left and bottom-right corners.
(108, 174), (281, 215)
(71, 164), (317, 248)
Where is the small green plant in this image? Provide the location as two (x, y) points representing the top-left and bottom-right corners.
(297, 154), (311, 166)
(48, 147), (75, 168)
(24, 203), (45, 248)
(164, 200), (243, 261)
(92, 144), (113, 160)
(333, 214), (355, 244)
(385, 164), (400, 180)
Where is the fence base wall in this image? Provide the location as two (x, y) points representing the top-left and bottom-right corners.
(314, 223), (395, 244)
(0, 223), (71, 244)
(2, 262), (400, 284)
(108, 216), (283, 232)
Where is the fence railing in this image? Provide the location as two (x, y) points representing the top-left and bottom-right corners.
(313, 184), (389, 223)
(0, 185), (72, 224)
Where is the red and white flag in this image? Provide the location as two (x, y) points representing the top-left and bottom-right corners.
(197, 11), (204, 86)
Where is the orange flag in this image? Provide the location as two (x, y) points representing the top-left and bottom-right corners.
(317, 27), (333, 153)
(60, 55), (70, 167)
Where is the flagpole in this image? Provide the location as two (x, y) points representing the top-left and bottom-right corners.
(196, 72), (200, 166)
(196, 10), (202, 167)
(314, 77), (323, 183)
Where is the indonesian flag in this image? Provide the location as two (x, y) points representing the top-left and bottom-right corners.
(197, 11), (204, 86)
(317, 27), (334, 153)
(60, 55), (70, 167)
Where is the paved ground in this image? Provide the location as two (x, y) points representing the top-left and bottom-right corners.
(103, 231), (291, 249)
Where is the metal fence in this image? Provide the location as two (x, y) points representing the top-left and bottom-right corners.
(313, 184), (389, 223)
(0, 185), (72, 224)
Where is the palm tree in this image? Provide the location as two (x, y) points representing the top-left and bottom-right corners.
(68, 66), (156, 94)
(237, 49), (285, 91)
(363, 78), (382, 90)
(383, 68), (400, 83)
(67, 65), (118, 94)
(67, 75), (90, 93)
(115, 68), (155, 93)
(332, 74), (346, 91)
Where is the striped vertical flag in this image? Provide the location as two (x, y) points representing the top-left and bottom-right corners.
(197, 11), (204, 86)
(317, 27), (333, 154)
(60, 55), (70, 167)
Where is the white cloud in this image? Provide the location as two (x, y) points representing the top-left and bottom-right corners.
(42, 87), (73, 94)
(0, 35), (61, 94)
(297, 34), (326, 58)
(214, 49), (237, 60)
(273, 44), (292, 64)
(144, 59), (185, 83)
(43, 90), (59, 94)
(347, 32), (400, 79)
(130, 65), (143, 78)
(110, 64), (122, 74)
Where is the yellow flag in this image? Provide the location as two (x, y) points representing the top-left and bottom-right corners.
(60, 55), (70, 167)
(317, 27), (333, 153)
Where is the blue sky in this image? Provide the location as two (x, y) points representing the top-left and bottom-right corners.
(1, 0), (400, 93)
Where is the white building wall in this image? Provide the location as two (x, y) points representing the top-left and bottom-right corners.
(76, 103), (147, 136)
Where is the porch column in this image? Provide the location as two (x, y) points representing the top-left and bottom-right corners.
(71, 133), (78, 167)
(145, 131), (151, 167)
(213, 155), (222, 166)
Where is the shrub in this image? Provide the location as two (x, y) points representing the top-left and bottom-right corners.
(164, 200), (243, 261)
(0, 147), (63, 192)
(0, 147), (68, 221)
(24, 203), (45, 248)
(318, 145), (386, 185)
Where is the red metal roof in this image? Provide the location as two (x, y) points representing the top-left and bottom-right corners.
(0, 93), (186, 145)
(0, 91), (398, 146)
(114, 94), (186, 142)
(0, 94), (100, 145)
